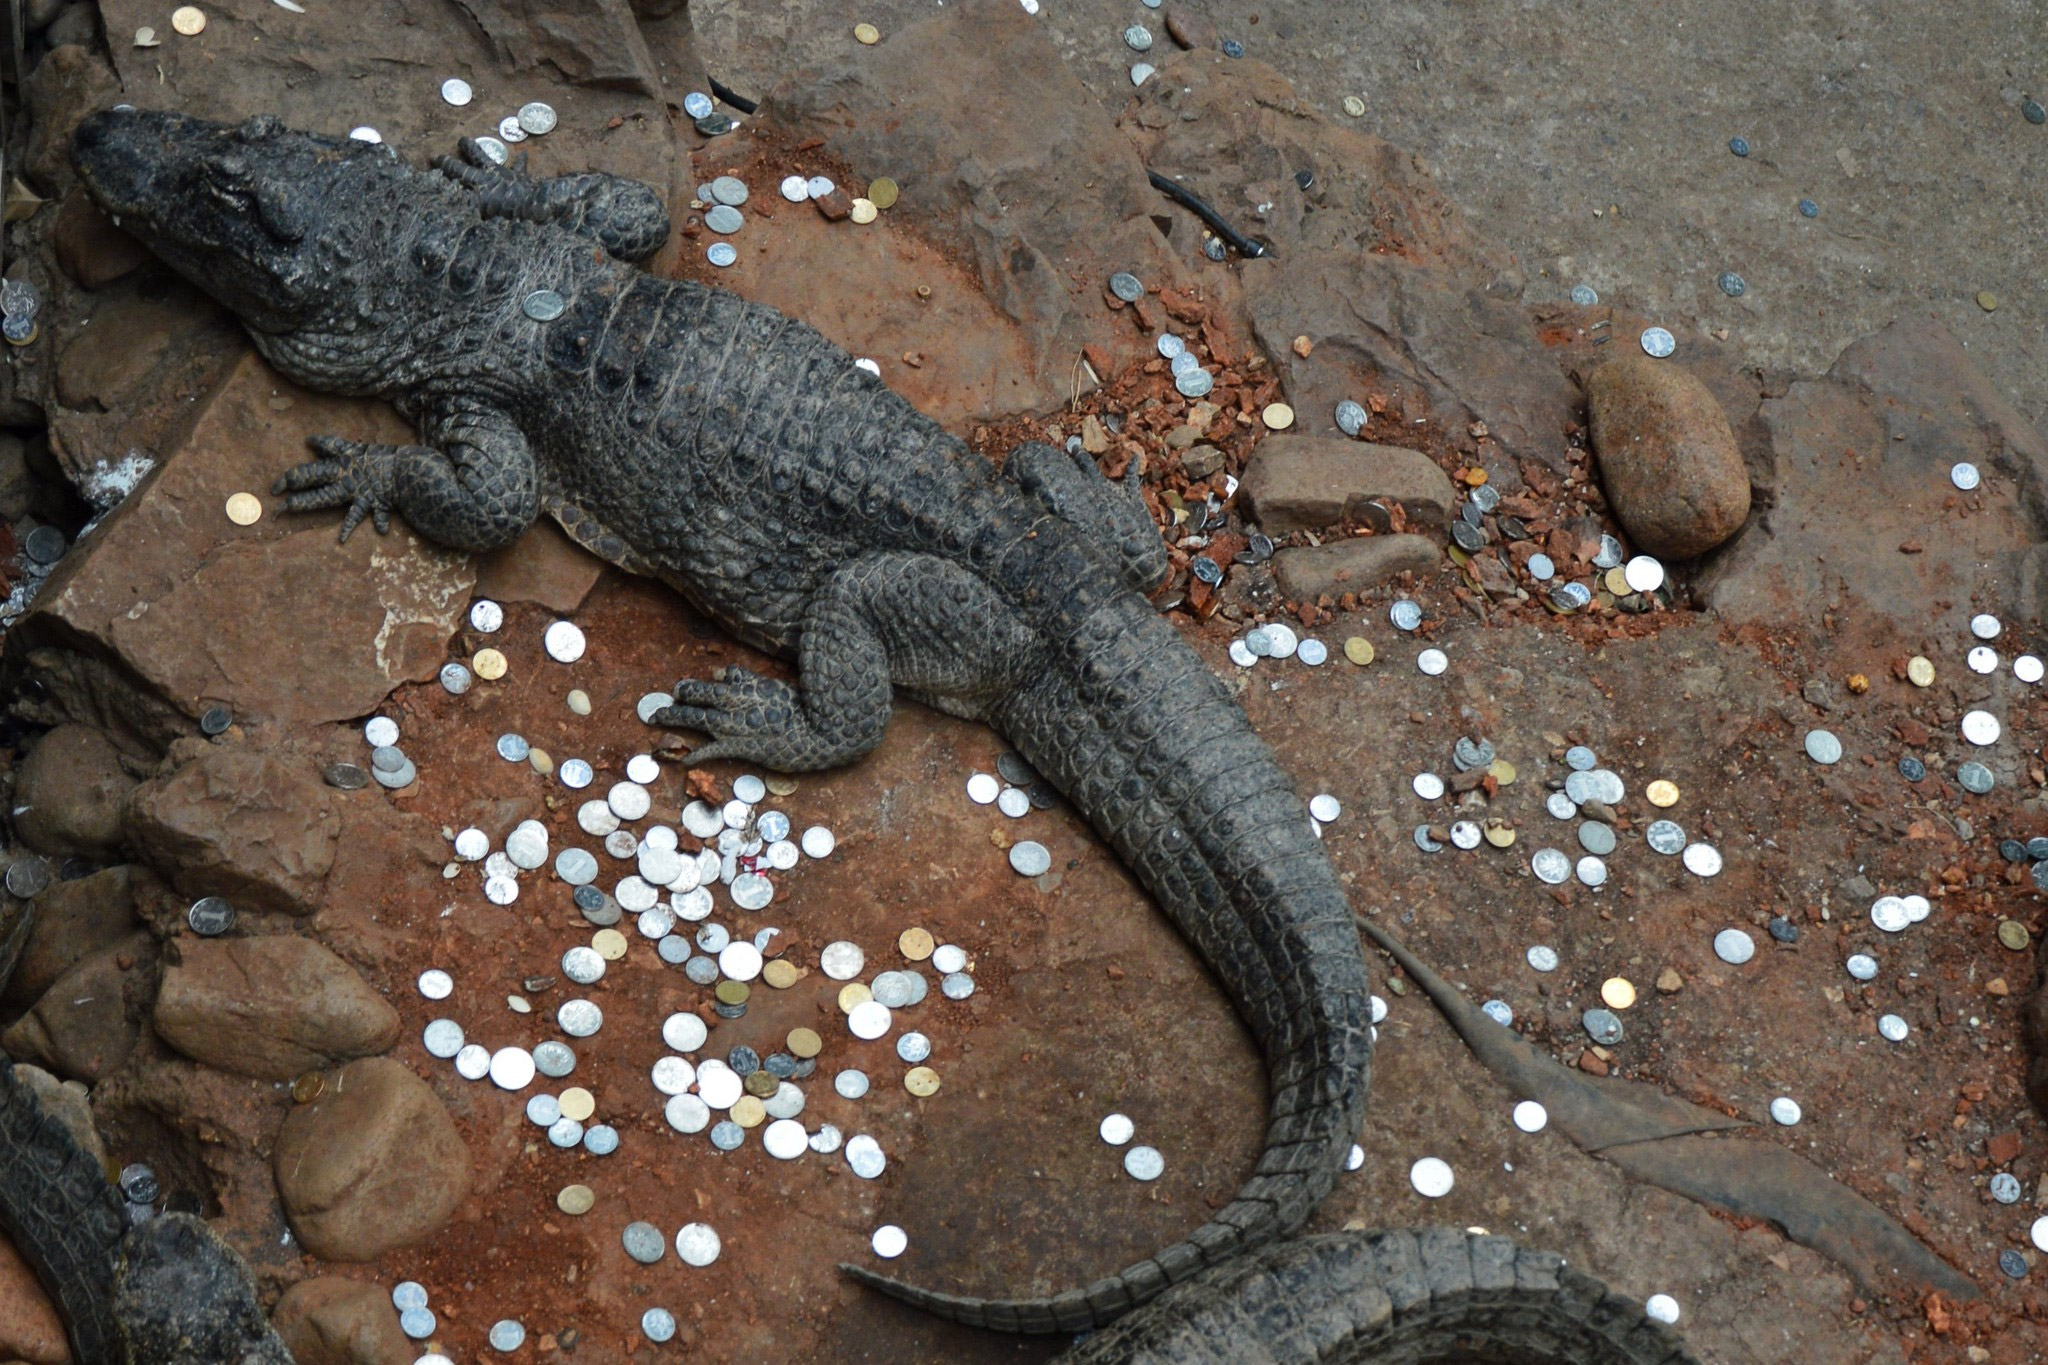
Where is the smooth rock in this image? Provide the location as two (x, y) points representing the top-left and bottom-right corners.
(472, 518), (604, 614)
(12, 1062), (105, 1167)
(22, 44), (118, 190)
(14, 725), (135, 858)
(43, 3), (96, 51)
(124, 749), (340, 917)
(0, 1233), (69, 1365)
(1273, 534), (1441, 602)
(154, 937), (399, 1081)
(53, 187), (149, 289)
(1240, 438), (1457, 534)
(3, 865), (136, 1012)
(0, 932), (154, 1082)
(1587, 355), (1751, 558)
(273, 1057), (471, 1261)
(272, 1277), (413, 1365)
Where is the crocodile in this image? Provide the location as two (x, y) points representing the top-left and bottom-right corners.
(57, 109), (1693, 1363)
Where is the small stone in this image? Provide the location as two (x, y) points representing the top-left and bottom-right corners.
(1181, 445), (1225, 481)
(1240, 439), (1457, 533)
(1586, 355), (1752, 558)
(1165, 7), (1216, 48)
(273, 1277), (414, 1365)
(1272, 535), (1441, 601)
(813, 187), (853, 221)
(14, 724), (135, 857)
(1655, 968), (1684, 994)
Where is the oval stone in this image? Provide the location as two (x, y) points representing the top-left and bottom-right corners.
(1587, 355), (1752, 559)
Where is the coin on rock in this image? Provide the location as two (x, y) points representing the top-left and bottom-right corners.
(853, 22), (880, 43)
(225, 493), (262, 525)
(171, 6), (206, 35)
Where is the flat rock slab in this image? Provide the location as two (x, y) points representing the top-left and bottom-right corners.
(154, 936), (399, 1081)
(20, 350), (473, 745)
(124, 748), (341, 917)
(1587, 355), (1751, 559)
(1239, 438), (1457, 534)
(272, 1276), (414, 1365)
(1273, 534), (1442, 603)
(274, 1057), (471, 1262)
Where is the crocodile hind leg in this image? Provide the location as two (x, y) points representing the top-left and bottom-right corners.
(656, 550), (1036, 769)
(433, 137), (671, 262)
(1003, 440), (1168, 593)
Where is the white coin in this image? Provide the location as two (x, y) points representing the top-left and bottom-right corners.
(561, 946), (605, 984)
(806, 175), (836, 198)
(652, 1056), (696, 1095)
(1346, 1144), (1365, 1171)
(1370, 996), (1388, 1024)
(1412, 772), (1445, 801)
(675, 1223), (721, 1267)
(763, 1118), (809, 1160)
(488, 1047), (535, 1090)
(871, 1224), (908, 1258)
(1713, 928), (1754, 964)
(718, 941), (764, 981)
(1099, 1113), (1134, 1145)
(608, 781), (652, 821)
(681, 800), (724, 837)
(1968, 645), (1998, 674)
(616, 877), (658, 913)
(365, 716), (400, 747)
(696, 1062), (742, 1109)
(1961, 710), (2001, 746)
(1681, 843), (1722, 877)
(1769, 1097), (1802, 1126)
(423, 1019), (464, 1058)
(1951, 462), (1980, 491)
(543, 620), (586, 662)
(637, 691), (675, 723)
(665, 1093), (710, 1133)
(506, 823), (548, 870)
(848, 1000), (893, 1040)
(821, 941), (866, 980)
(1417, 648), (1448, 676)
(2031, 1216), (2048, 1253)
(484, 875), (519, 905)
(453, 827), (489, 861)
(965, 772), (999, 803)
(1409, 1156), (1454, 1198)
(733, 774), (766, 803)
(2016, 654), (2045, 684)
(1512, 1100), (1548, 1133)
(802, 826), (836, 858)
(662, 1011), (708, 1052)
(1970, 612), (2002, 639)
(1871, 895), (1910, 933)
(1308, 793), (1341, 823)
(1646, 1293), (1681, 1325)
(780, 174), (810, 202)
(576, 801), (620, 837)
(417, 969), (453, 1000)
(454, 1044), (491, 1080)
(1623, 555), (1665, 594)
(932, 944), (968, 974)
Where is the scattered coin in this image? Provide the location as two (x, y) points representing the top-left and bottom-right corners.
(1961, 710), (2001, 746)
(1009, 841), (1052, 876)
(1342, 95), (1366, 117)
(853, 22), (880, 43)
(1804, 729), (1843, 764)
(1512, 1100), (1548, 1133)
(1681, 843), (1722, 877)
(1713, 929), (1755, 965)
(1768, 1097), (1802, 1126)
(1417, 648), (1448, 676)
(1646, 1294), (1681, 1325)
(1409, 1156), (1454, 1198)
(1640, 326), (1676, 358)
(1877, 1014), (1909, 1042)
(439, 77), (471, 106)
(1951, 462), (1981, 491)
(171, 6), (207, 35)
(1526, 945), (1559, 973)
(1124, 1145), (1164, 1180)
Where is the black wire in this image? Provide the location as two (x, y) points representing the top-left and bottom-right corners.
(709, 77), (759, 115)
(1146, 170), (1270, 259)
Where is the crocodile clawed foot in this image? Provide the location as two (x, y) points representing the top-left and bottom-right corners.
(274, 435), (400, 541)
(650, 666), (801, 766)
(432, 138), (531, 194)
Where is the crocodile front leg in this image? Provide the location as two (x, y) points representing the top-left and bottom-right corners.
(275, 397), (539, 551)
(657, 551), (1037, 769)
(433, 137), (671, 263)
(1004, 440), (1167, 593)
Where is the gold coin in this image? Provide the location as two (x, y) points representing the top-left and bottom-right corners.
(556, 1183), (595, 1215)
(898, 927), (935, 961)
(2, 321), (36, 347)
(838, 981), (873, 1012)
(171, 5), (206, 35)
(1603, 566), (1632, 597)
(1342, 95), (1366, 117)
(904, 1066), (941, 1096)
(1600, 977), (1637, 1010)
(1976, 290), (1998, 312)
(591, 928), (629, 960)
(763, 958), (802, 988)
(558, 1086), (595, 1121)
(1344, 637), (1375, 666)
(766, 775), (800, 796)
(1487, 759), (1517, 786)
(730, 1094), (767, 1127)
(867, 177), (899, 210)
(1906, 655), (1934, 687)
(473, 647), (508, 680)
(743, 1069), (777, 1097)
(1998, 919), (2032, 951)
(850, 197), (878, 225)
(787, 1027), (823, 1058)
(1261, 402), (1296, 431)
(853, 21), (880, 44)
(1645, 779), (1680, 808)
(291, 1071), (326, 1104)
(224, 492), (263, 525)
(715, 979), (751, 1005)
(1481, 821), (1516, 849)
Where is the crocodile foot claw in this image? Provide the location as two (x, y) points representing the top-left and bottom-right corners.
(432, 137), (530, 193)
(274, 435), (400, 541)
(652, 666), (799, 766)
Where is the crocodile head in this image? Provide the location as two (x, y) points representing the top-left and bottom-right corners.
(72, 108), (375, 332)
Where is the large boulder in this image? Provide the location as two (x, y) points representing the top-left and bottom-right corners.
(153, 937), (399, 1081)
(1587, 354), (1752, 559)
(272, 1277), (413, 1365)
(123, 749), (341, 917)
(273, 1058), (472, 1261)
(13, 724), (135, 858)
(1239, 439), (1457, 534)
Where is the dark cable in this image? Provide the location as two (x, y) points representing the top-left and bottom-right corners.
(1146, 170), (1270, 259)
(709, 77), (759, 115)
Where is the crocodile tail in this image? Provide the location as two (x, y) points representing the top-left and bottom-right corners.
(843, 577), (1375, 1332)
(0, 1046), (127, 1365)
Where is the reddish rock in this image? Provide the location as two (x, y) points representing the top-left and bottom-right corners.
(22, 44), (117, 190)
(0, 932), (155, 1082)
(154, 936), (399, 1081)
(1272, 534), (1441, 601)
(272, 1277), (414, 1365)
(2, 864), (136, 1011)
(1587, 355), (1752, 559)
(1240, 438), (1457, 534)
(471, 519), (604, 614)
(124, 749), (341, 917)
(12, 724), (135, 858)
(274, 1058), (472, 1262)
(812, 187), (853, 221)
(52, 187), (148, 289)
(1165, 8), (1218, 49)
(0, 1232), (69, 1365)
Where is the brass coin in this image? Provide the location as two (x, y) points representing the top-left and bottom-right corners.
(224, 492), (263, 525)
(591, 928), (629, 961)
(730, 1094), (767, 1127)
(1976, 290), (1998, 312)
(1261, 402), (1296, 431)
(1906, 656), (1935, 687)
(1342, 95), (1366, 118)
(853, 21), (880, 44)
(743, 1070), (777, 1098)
(763, 958), (802, 989)
(766, 775), (800, 796)
(904, 1066), (941, 1097)
(1481, 821), (1516, 849)
(1998, 919), (2032, 952)
(715, 979), (751, 1005)
(787, 1027), (823, 1059)
(1645, 779), (1680, 808)
(1603, 566), (1632, 597)
(1486, 759), (1517, 786)
(1600, 977), (1637, 1010)
(867, 177), (899, 209)
(473, 647), (508, 680)
(291, 1071), (326, 1104)
(850, 198), (878, 225)
(558, 1086), (595, 1121)
(898, 927), (935, 961)
(170, 5), (206, 35)
(1344, 637), (1375, 666)
(838, 981), (873, 1013)
(557, 1183), (595, 1216)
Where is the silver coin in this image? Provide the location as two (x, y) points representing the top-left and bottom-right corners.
(544, 620), (586, 662)
(836, 1068), (871, 1099)
(766, 839), (799, 869)
(806, 175), (837, 199)
(941, 971), (976, 1000)
(1576, 855), (1608, 887)
(575, 800), (619, 838)
(1623, 555), (1665, 594)
(2016, 654), (2045, 684)
(1170, 349), (1201, 378)
(1009, 841), (1052, 876)
(1903, 894), (1930, 923)
(722, 798), (752, 829)
(665, 1093), (710, 1133)
(1804, 729), (1842, 764)
(1417, 648), (1448, 676)
(1296, 638), (1330, 668)
(417, 968), (453, 1000)
(1970, 611), (2001, 640)
(1174, 367), (1214, 398)
(623, 1221), (665, 1264)
(1951, 461), (1980, 491)
(675, 887), (714, 921)
(896, 1031), (932, 1064)
(556, 758), (593, 791)
(932, 944), (968, 974)
(506, 825), (549, 870)
(1413, 824), (1443, 853)
(1245, 627), (1274, 658)
(1409, 1156), (1454, 1198)
(709, 175), (749, 207)
(1108, 271), (1144, 302)
(757, 809), (791, 842)
(996, 786), (1031, 818)
(1308, 793), (1342, 823)
(694, 922), (731, 955)
(1264, 623), (1299, 659)
(705, 204), (744, 235)
(1961, 710), (2001, 746)
(1124, 1145), (1165, 1180)
(1449, 821), (1482, 851)
(423, 1019), (464, 1058)
(871, 972), (914, 1008)
(1870, 896), (1910, 933)
(846, 1134), (887, 1179)
(489, 1320), (526, 1352)
(1645, 820), (1685, 855)
(525, 1093), (561, 1127)
(373, 759), (417, 790)
(810, 1123), (844, 1154)
(1713, 928), (1755, 964)
(727, 872), (772, 911)
(683, 91), (715, 119)
(562, 946), (605, 985)
(1957, 761), (1994, 794)
(401, 1306), (437, 1339)
(439, 662), (473, 694)
(370, 744), (406, 775)
(558, 999), (603, 1037)
(392, 1281), (428, 1313)
(1526, 945), (1559, 973)
(1531, 848), (1571, 884)
(1681, 843), (1722, 877)
(1390, 599), (1423, 631)
(605, 830), (640, 860)
(1578, 822), (1617, 856)
(849, 1000), (892, 1040)
(1335, 400), (1367, 436)
(1845, 953), (1879, 981)
(1968, 645), (1998, 675)
(365, 716), (400, 747)
(779, 174), (811, 202)
(583, 1124), (618, 1155)
(821, 940), (865, 980)
(440, 77), (472, 107)
(186, 896), (234, 936)
(1592, 535), (1625, 570)
(1990, 1171), (2020, 1203)
(609, 781), (652, 821)
(1546, 790), (1578, 820)
(1583, 1008), (1624, 1045)
(1564, 770), (1596, 805)
(708, 1120), (745, 1149)
(1640, 326), (1676, 358)
(473, 135), (509, 165)
(1878, 1014), (1910, 1043)
(1570, 284), (1598, 306)
(1157, 333), (1186, 359)
(1768, 1097), (1801, 1126)
(517, 101), (557, 135)
(1482, 999), (1514, 1026)
(1124, 23), (1153, 50)
(522, 289), (565, 322)
(483, 873), (519, 906)
(1527, 553), (1556, 581)
(498, 115), (527, 143)
(533, 1041), (576, 1077)
(764, 1081), (806, 1120)
(681, 800), (724, 837)
(496, 732), (530, 762)
(454, 1044), (491, 1080)
(1550, 581), (1593, 611)
(763, 1117), (808, 1160)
